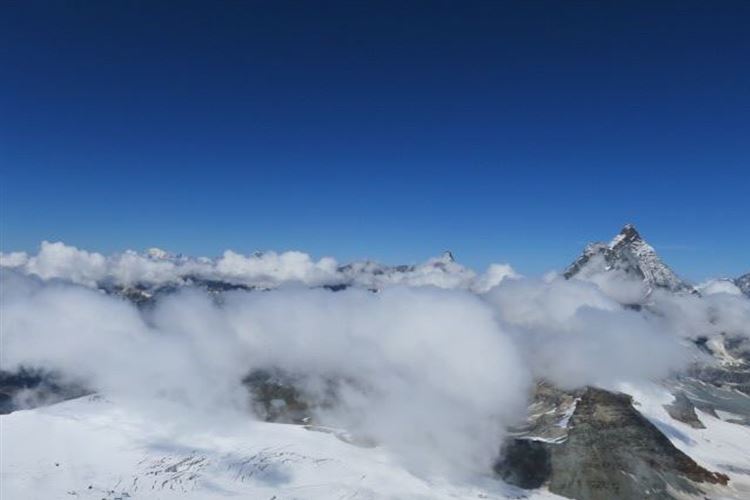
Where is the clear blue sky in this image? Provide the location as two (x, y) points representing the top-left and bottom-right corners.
(1, 1), (748, 280)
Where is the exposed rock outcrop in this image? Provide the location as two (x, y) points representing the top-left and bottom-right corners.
(242, 369), (313, 424)
(494, 438), (551, 489)
(0, 368), (89, 414)
(663, 392), (705, 429)
(497, 386), (729, 499)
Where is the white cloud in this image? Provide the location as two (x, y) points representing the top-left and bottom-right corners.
(0, 273), (530, 476)
(26, 241), (108, 287)
(3, 241), (748, 478)
(698, 279), (743, 297)
(215, 250), (340, 287)
(483, 277), (690, 388)
(0, 251), (28, 268)
(1, 241), (520, 293)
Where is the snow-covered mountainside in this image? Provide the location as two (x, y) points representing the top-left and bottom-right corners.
(1, 395), (563, 500)
(4, 385), (749, 500)
(564, 224), (693, 294)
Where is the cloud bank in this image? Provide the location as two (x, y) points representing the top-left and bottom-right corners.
(2, 242), (749, 477)
(0, 242), (516, 292)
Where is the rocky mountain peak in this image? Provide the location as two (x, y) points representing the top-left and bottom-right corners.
(609, 223), (641, 249)
(565, 225), (693, 293)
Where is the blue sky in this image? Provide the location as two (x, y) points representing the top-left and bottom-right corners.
(1, 1), (748, 280)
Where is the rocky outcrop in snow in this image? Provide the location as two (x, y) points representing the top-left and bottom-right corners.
(497, 386), (729, 499)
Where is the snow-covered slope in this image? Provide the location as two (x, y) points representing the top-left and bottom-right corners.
(0, 396), (562, 500)
(564, 224), (693, 294)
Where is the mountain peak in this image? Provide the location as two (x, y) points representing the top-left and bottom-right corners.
(565, 225), (693, 294)
(608, 224), (643, 249)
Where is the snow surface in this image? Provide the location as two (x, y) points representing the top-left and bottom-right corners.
(1, 396), (563, 500)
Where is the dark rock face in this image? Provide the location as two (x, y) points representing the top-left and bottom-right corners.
(99, 282), (178, 308)
(671, 374), (750, 426)
(0, 368), (89, 414)
(322, 283), (349, 292)
(494, 438), (551, 489)
(241, 368), (351, 424)
(663, 392), (705, 429)
(676, 335), (750, 425)
(686, 335), (750, 400)
(546, 388), (727, 500)
(694, 365), (750, 397)
(183, 276), (253, 293)
(242, 369), (313, 424)
(511, 381), (579, 443)
(499, 386), (729, 499)
(101, 278), (256, 308)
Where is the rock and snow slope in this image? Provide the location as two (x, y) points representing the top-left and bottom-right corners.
(4, 386), (750, 500)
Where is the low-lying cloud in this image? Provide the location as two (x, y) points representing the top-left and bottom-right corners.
(0, 241), (515, 291)
(2, 242), (749, 477)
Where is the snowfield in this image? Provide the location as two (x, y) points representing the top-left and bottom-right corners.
(1, 395), (563, 500)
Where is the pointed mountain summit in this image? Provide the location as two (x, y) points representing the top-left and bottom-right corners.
(565, 224), (693, 293)
(608, 223), (641, 248)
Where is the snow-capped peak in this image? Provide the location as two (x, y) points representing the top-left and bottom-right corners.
(608, 223), (641, 249)
(565, 224), (693, 294)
